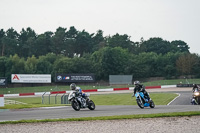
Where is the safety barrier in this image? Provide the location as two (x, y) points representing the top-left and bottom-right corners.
(41, 92), (70, 104)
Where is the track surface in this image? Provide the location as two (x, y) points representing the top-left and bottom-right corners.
(0, 87), (200, 122)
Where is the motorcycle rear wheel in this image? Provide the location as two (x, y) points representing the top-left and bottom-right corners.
(88, 100), (95, 110)
(196, 97), (200, 104)
(71, 101), (80, 111)
(136, 99), (144, 109)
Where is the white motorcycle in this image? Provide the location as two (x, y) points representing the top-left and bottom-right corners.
(68, 91), (95, 111)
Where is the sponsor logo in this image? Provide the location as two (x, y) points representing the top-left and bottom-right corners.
(0, 79), (5, 83)
(57, 75), (62, 81)
(13, 74), (20, 80)
(63, 76), (70, 80)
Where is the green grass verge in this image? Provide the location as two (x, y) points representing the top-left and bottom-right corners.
(90, 93), (177, 105)
(1, 93), (178, 109)
(0, 111), (200, 124)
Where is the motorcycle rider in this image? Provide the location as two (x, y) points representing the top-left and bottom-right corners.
(132, 81), (150, 101)
(70, 83), (86, 106)
(192, 84), (200, 92)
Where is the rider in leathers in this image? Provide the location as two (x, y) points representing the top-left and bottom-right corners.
(133, 81), (150, 101)
(192, 84), (200, 92)
(70, 83), (86, 106)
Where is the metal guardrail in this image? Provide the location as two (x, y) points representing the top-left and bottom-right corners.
(42, 92), (46, 104)
(42, 92), (70, 104)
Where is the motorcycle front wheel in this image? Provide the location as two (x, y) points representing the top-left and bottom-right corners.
(88, 100), (95, 110)
(149, 100), (155, 108)
(71, 101), (80, 111)
(196, 97), (200, 104)
(136, 99), (144, 109)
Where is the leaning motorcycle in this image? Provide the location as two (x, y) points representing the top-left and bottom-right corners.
(68, 91), (95, 111)
(191, 89), (200, 105)
(134, 91), (155, 109)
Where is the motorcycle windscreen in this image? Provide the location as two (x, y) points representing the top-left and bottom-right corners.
(135, 92), (139, 97)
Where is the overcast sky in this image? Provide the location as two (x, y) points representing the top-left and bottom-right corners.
(1, 0), (200, 54)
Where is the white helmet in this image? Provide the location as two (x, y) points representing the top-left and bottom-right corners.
(70, 83), (76, 90)
(134, 81), (140, 85)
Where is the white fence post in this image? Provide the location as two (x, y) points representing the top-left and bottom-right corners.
(0, 95), (4, 107)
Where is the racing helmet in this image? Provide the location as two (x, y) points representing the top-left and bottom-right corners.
(70, 83), (76, 90)
(134, 81), (140, 85)
(193, 84), (197, 87)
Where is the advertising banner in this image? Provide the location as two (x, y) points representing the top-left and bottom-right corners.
(176, 84), (193, 87)
(0, 78), (7, 86)
(11, 74), (51, 83)
(56, 74), (95, 82)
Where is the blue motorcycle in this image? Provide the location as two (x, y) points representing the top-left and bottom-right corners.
(134, 91), (155, 109)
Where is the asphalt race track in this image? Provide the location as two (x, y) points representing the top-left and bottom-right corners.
(169, 92), (193, 105)
(0, 88), (200, 122)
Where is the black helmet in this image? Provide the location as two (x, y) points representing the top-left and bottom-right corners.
(193, 84), (197, 87)
(70, 83), (76, 90)
(134, 81), (140, 85)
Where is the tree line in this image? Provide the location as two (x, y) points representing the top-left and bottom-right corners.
(0, 26), (199, 83)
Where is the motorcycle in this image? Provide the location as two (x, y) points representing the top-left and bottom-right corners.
(134, 91), (155, 109)
(191, 89), (200, 105)
(68, 91), (95, 111)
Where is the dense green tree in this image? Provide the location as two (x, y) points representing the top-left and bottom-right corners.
(34, 32), (53, 57)
(74, 30), (94, 57)
(176, 53), (198, 75)
(130, 52), (158, 78)
(140, 37), (171, 54)
(0, 26), (197, 83)
(2, 28), (19, 56)
(25, 55), (38, 73)
(65, 26), (78, 57)
(53, 56), (93, 74)
(171, 40), (190, 53)
(18, 27), (37, 57)
(91, 47), (130, 80)
(51, 27), (67, 55)
(106, 33), (134, 50)
(0, 29), (5, 56)
(36, 57), (52, 74)
(92, 30), (106, 52)
(0, 56), (7, 77)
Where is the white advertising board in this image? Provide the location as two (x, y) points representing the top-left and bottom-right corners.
(11, 74), (51, 83)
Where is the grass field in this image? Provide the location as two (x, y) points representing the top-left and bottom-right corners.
(90, 93), (177, 105)
(0, 93), (178, 109)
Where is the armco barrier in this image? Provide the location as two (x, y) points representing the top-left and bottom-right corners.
(2, 85), (176, 97)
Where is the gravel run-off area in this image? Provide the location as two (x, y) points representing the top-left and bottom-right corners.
(1, 116), (200, 133)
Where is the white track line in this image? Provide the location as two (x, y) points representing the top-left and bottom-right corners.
(167, 93), (180, 105)
(40, 106), (68, 109)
